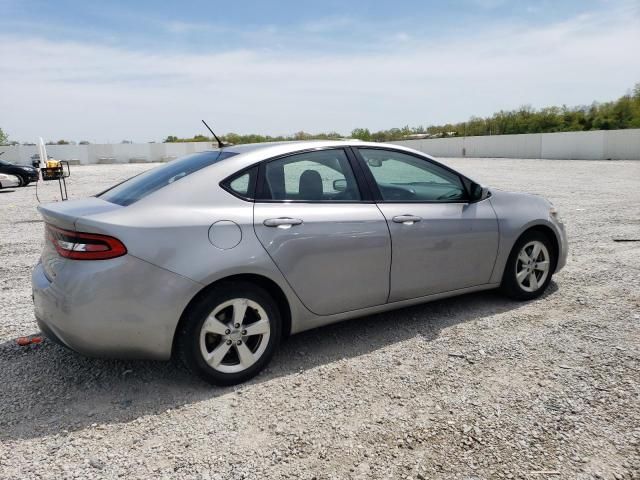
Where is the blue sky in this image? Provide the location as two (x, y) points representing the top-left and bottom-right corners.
(1, 0), (639, 142)
(0, 0), (611, 52)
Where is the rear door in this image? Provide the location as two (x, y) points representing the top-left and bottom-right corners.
(252, 148), (391, 316)
(354, 147), (499, 302)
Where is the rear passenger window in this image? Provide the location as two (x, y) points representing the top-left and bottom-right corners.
(261, 149), (361, 201)
(222, 167), (257, 200)
(230, 174), (250, 195)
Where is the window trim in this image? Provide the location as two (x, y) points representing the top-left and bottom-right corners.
(350, 146), (472, 204)
(253, 146), (375, 204)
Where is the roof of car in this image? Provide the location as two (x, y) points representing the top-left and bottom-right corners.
(190, 139), (442, 184)
(223, 139), (363, 155)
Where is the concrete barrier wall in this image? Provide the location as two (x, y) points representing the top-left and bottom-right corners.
(393, 137), (465, 157)
(603, 129), (640, 160)
(0, 142), (213, 165)
(392, 129), (640, 160)
(1, 129), (638, 164)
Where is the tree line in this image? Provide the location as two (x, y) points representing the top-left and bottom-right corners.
(163, 131), (345, 145)
(164, 83), (640, 144)
(2, 84), (638, 146)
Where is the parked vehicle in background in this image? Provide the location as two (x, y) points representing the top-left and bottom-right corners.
(0, 154), (39, 186)
(32, 140), (568, 385)
(0, 173), (20, 189)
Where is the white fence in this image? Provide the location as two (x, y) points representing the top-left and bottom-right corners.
(1, 129), (639, 165)
(391, 128), (640, 160)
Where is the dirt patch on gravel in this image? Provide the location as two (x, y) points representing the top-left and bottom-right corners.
(0, 159), (639, 479)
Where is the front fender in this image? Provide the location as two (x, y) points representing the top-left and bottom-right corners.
(489, 190), (567, 284)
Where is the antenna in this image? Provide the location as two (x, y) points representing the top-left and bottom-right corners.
(201, 120), (226, 149)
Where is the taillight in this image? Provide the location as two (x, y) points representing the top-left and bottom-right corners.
(46, 224), (127, 260)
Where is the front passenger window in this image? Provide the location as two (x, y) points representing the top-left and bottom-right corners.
(262, 149), (361, 201)
(358, 148), (467, 202)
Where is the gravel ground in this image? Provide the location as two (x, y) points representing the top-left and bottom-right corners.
(0, 158), (639, 480)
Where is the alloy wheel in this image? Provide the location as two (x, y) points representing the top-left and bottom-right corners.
(199, 298), (271, 374)
(515, 240), (550, 293)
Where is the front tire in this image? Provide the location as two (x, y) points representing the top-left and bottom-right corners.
(177, 282), (282, 386)
(501, 231), (555, 301)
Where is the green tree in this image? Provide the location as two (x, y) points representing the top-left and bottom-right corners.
(351, 128), (371, 141)
(190, 134), (211, 142)
(0, 127), (8, 145)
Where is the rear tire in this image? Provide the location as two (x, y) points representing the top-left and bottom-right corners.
(501, 231), (555, 301)
(176, 281), (282, 386)
(16, 175), (25, 187)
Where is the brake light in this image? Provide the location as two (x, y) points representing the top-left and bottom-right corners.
(46, 224), (127, 260)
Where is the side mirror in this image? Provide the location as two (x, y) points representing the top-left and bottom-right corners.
(470, 183), (491, 202)
(333, 179), (347, 192)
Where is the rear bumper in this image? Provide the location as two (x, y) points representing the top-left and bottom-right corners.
(32, 255), (202, 360)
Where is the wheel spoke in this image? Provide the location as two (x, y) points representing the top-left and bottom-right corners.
(244, 319), (269, 336)
(232, 299), (248, 326)
(516, 269), (529, 283)
(535, 260), (550, 271)
(236, 342), (255, 367)
(206, 342), (231, 368)
(202, 315), (228, 335)
(529, 272), (539, 290)
(518, 251), (530, 264)
(531, 243), (542, 261)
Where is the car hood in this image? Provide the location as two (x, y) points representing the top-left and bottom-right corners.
(489, 188), (552, 207)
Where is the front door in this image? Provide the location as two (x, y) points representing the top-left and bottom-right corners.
(253, 148), (391, 315)
(355, 147), (499, 302)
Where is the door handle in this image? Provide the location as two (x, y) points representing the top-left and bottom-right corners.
(392, 215), (422, 225)
(263, 217), (304, 228)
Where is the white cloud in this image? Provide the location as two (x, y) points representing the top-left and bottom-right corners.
(0, 6), (638, 142)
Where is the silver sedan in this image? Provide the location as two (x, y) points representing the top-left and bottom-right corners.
(32, 141), (567, 385)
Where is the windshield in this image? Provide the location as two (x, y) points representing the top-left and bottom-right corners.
(0, 159), (11, 166)
(98, 150), (238, 206)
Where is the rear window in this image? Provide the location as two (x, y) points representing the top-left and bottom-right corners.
(98, 151), (238, 206)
